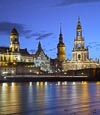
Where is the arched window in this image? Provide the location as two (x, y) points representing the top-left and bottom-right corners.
(1, 57), (2, 61)
(78, 54), (81, 60)
(77, 43), (81, 49)
(4, 56), (6, 61)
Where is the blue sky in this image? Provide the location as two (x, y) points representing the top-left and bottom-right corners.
(0, 0), (100, 59)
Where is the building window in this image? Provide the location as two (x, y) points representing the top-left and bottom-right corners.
(78, 32), (80, 36)
(77, 43), (81, 49)
(78, 54), (81, 60)
(1, 57), (2, 61)
(4, 56), (7, 61)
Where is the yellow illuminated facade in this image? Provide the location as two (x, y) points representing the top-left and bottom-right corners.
(0, 28), (33, 67)
(62, 17), (100, 71)
(0, 19), (100, 75)
(57, 26), (66, 61)
(0, 28), (34, 75)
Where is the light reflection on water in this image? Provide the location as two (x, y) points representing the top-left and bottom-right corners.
(0, 82), (100, 115)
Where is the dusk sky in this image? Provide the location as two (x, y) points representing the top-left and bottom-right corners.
(0, 0), (100, 59)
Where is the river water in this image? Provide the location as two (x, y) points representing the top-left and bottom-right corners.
(0, 82), (100, 115)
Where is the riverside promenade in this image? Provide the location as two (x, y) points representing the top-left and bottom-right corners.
(0, 74), (100, 82)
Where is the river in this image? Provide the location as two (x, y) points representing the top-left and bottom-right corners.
(0, 82), (100, 115)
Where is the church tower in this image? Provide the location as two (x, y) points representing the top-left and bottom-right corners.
(38, 41), (43, 52)
(10, 28), (20, 52)
(72, 17), (89, 61)
(57, 25), (66, 61)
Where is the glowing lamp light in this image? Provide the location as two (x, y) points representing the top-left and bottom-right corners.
(29, 82), (32, 86)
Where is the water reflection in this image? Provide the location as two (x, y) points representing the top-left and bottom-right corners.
(96, 81), (100, 84)
(0, 83), (21, 114)
(0, 82), (100, 115)
(82, 81), (88, 84)
(29, 82), (32, 86)
(2, 83), (8, 87)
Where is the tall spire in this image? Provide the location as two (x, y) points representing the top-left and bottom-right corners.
(57, 24), (66, 62)
(78, 16), (80, 22)
(77, 16), (82, 30)
(72, 17), (89, 62)
(76, 16), (82, 37)
(59, 23), (63, 43)
(60, 23), (62, 35)
(38, 41), (42, 51)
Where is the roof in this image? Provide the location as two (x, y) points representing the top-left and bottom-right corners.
(11, 28), (18, 35)
(20, 48), (31, 56)
(0, 46), (9, 53)
(35, 49), (49, 58)
(57, 42), (65, 47)
(77, 17), (82, 30)
(34, 42), (49, 59)
(0, 47), (31, 56)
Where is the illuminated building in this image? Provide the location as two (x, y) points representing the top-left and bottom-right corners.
(0, 28), (33, 75)
(33, 42), (51, 73)
(0, 18), (100, 76)
(0, 28), (33, 65)
(57, 25), (66, 62)
(72, 17), (89, 62)
(51, 25), (66, 71)
(62, 17), (100, 71)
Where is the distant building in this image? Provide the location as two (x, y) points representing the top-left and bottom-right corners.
(50, 26), (66, 72)
(56, 25), (66, 70)
(0, 28), (33, 65)
(33, 42), (51, 73)
(62, 17), (100, 71)
(0, 28), (33, 75)
(0, 18), (100, 76)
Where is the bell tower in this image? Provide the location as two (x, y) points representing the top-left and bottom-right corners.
(72, 17), (89, 61)
(57, 25), (66, 61)
(10, 28), (20, 52)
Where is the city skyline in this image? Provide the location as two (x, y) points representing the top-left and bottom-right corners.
(0, 0), (100, 59)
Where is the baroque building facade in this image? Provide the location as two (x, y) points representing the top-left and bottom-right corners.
(0, 28), (33, 66)
(0, 18), (100, 76)
(0, 28), (34, 75)
(62, 18), (100, 71)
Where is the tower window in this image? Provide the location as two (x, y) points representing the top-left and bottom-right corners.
(77, 43), (81, 49)
(78, 54), (81, 60)
(15, 48), (18, 52)
(78, 32), (80, 36)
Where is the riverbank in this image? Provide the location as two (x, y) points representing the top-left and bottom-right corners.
(0, 76), (100, 82)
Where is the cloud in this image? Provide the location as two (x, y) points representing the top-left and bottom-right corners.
(29, 49), (36, 54)
(36, 33), (53, 40)
(26, 32), (53, 40)
(0, 21), (53, 40)
(87, 45), (92, 48)
(94, 44), (100, 47)
(25, 33), (40, 39)
(53, 0), (100, 7)
(0, 21), (32, 36)
(87, 42), (100, 49)
(45, 48), (56, 52)
(88, 42), (98, 45)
